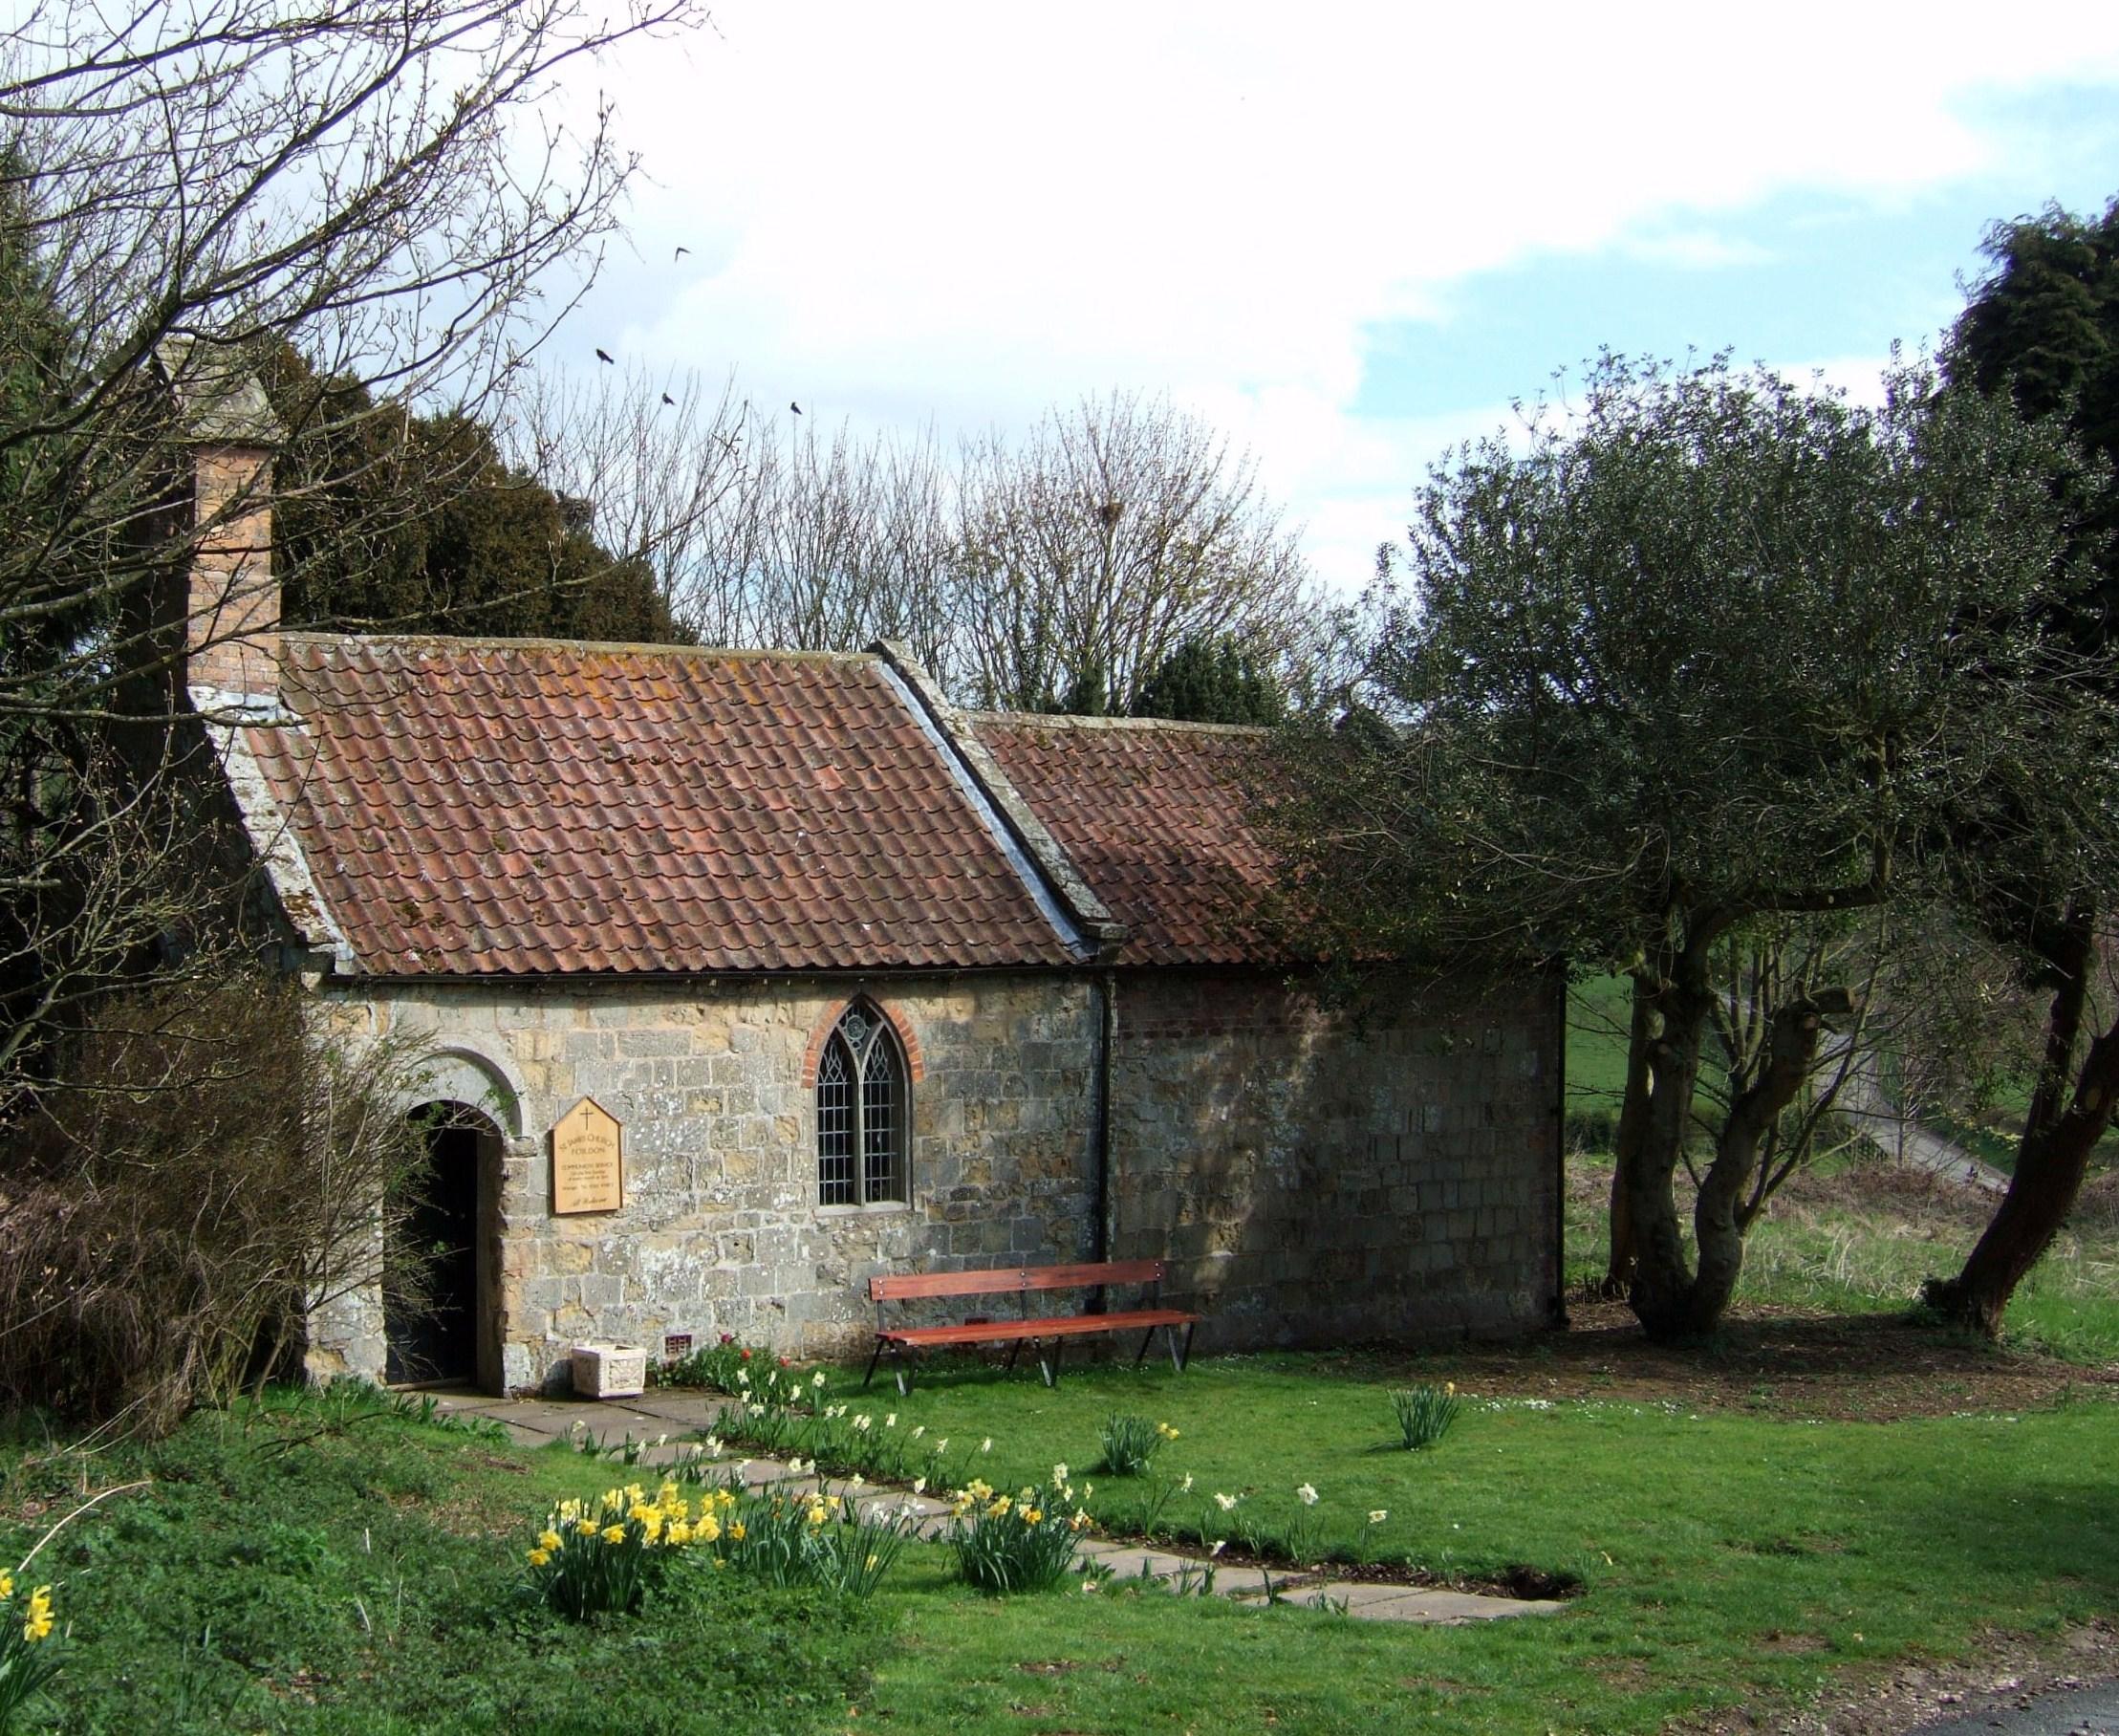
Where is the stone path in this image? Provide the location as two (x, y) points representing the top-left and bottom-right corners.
(1829, 1034), (2013, 1194)
(423, 1387), (1566, 1626)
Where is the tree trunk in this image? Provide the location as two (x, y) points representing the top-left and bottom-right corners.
(1624, 958), (1714, 1340)
(1925, 909), (2116, 1335)
(1688, 999), (1835, 1328)
(1600, 975), (1657, 1297)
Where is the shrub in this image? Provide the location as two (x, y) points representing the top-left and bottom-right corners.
(1390, 1381), (1460, 1450)
(1097, 1413), (1178, 1476)
(662, 1333), (784, 1396)
(0, 1573), (63, 1732)
(947, 1473), (1092, 1594)
(526, 1480), (729, 1619)
(0, 975), (428, 1434)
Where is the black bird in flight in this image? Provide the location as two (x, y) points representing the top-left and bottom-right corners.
(674, 245), (691, 260)
(595, 348), (615, 364)
(789, 401), (802, 415)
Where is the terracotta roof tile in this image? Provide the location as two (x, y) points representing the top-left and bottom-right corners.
(247, 636), (1074, 977)
(971, 714), (1291, 967)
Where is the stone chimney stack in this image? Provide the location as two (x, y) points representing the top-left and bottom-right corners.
(155, 340), (285, 707)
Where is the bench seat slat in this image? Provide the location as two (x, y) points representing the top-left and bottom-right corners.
(878, 1308), (1198, 1349)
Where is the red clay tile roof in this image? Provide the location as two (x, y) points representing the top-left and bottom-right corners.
(970, 714), (1290, 967)
(247, 636), (1077, 977)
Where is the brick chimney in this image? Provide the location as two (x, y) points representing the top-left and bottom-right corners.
(155, 339), (284, 707)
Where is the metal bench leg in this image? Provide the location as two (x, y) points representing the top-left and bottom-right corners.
(1003, 1338), (1023, 1374)
(1168, 1323), (1195, 1374)
(1039, 1338), (1061, 1388)
(1135, 1326), (1157, 1367)
(864, 1337), (885, 1389)
(894, 1345), (913, 1399)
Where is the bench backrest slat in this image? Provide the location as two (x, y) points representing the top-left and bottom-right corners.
(1019, 1259), (1163, 1292)
(869, 1259), (1164, 1304)
(869, 1269), (1027, 1303)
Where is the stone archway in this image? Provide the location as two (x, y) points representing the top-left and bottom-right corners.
(385, 1101), (503, 1389)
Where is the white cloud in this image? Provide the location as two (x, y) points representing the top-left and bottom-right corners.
(544, 0), (2119, 594)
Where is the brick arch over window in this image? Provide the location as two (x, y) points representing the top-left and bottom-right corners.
(801, 996), (926, 1086)
(808, 997), (919, 1207)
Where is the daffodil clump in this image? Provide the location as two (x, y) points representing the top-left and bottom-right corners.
(947, 1466), (1093, 1594)
(1390, 1380), (1461, 1450)
(1096, 1413), (1178, 1477)
(526, 1481), (737, 1618)
(0, 1570), (64, 1730)
(730, 1475), (916, 1596)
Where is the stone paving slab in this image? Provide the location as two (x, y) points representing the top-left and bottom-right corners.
(1082, 1545), (1208, 1582)
(1267, 1582), (1565, 1622)
(612, 1392), (732, 1427)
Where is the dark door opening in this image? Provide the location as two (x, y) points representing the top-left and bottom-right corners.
(385, 1118), (483, 1385)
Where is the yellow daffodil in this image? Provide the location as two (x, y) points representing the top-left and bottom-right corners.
(538, 1529), (563, 1552)
(727, 1522), (746, 1542)
(526, 1547), (551, 1568)
(22, 1586), (54, 1643)
(698, 1515), (722, 1543)
(0, 1571), (11, 1598)
(600, 1524), (626, 1545)
(576, 1518), (601, 1538)
(667, 1521), (692, 1546)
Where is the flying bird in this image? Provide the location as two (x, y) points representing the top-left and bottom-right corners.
(674, 245), (691, 260)
(595, 348), (615, 364)
(789, 401), (802, 415)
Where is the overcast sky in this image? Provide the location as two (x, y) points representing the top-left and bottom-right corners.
(554, 1), (2119, 593)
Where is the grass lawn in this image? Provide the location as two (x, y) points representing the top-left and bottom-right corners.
(10, 1304), (2115, 1735)
(6, 1145), (2116, 1734)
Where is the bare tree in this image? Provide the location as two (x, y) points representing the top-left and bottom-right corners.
(503, 362), (752, 639)
(0, 0), (702, 1112)
(954, 392), (1319, 713)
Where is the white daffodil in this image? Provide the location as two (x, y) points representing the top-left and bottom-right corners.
(1368, 1509), (1388, 1525)
(1214, 1492), (1240, 1512)
(1296, 1484), (1319, 1507)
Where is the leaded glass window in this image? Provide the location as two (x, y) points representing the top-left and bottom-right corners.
(816, 1002), (907, 1205)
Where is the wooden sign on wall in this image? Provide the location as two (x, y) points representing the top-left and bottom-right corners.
(551, 1096), (623, 1214)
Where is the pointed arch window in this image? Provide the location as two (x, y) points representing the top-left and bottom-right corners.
(816, 1001), (908, 1207)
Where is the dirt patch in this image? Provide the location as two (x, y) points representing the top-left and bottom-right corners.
(1670, 1621), (2119, 1734)
(1314, 1161), (2116, 1421)
(1322, 1302), (2115, 1422)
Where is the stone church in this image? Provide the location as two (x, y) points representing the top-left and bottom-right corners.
(175, 365), (1565, 1395)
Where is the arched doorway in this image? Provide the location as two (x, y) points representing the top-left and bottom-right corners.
(385, 1102), (501, 1388)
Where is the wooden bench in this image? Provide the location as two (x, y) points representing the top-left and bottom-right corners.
(864, 1259), (1200, 1395)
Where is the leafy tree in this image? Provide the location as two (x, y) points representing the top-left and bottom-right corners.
(1273, 355), (2108, 1341)
(1921, 197), (2119, 1335)
(264, 347), (681, 643)
(1133, 636), (1286, 725)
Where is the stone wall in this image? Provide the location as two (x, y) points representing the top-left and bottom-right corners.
(1108, 971), (1563, 1346)
(306, 966), (1562, 1394)
(315, 973), (1101, 1391)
